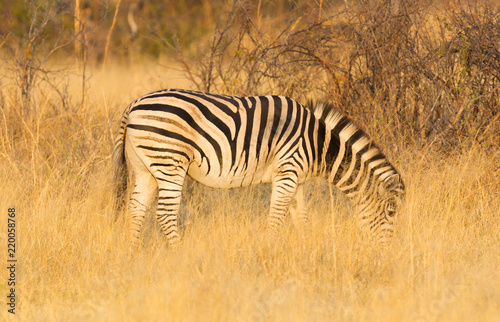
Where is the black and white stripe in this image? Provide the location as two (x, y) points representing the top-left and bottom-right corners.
(112, 89), (405, 248)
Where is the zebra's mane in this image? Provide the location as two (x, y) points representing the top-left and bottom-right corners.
(308, 100), (387, 161)
(306, 101), (344, 129)
(305, 101), (372, 142)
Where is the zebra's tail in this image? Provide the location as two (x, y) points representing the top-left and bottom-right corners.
(112, 108), (130, 216)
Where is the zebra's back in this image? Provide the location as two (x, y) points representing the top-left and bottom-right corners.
(124, 89), (321, 188)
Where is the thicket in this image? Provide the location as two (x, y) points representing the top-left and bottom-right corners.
(1, 0), (500, 155)
(174, 0), (500, 151)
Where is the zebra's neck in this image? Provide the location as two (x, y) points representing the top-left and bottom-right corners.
(308, 102), (394, 201)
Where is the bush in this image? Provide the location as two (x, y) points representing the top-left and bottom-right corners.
(174, 0), (500, 150)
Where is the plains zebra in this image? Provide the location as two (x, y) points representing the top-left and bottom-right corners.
(113, 89), (405, 248)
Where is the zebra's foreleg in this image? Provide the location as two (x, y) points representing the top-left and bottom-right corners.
(153, 159), (188, 248)
(268, 171), (299, 233)
(289, 183), (308, 230)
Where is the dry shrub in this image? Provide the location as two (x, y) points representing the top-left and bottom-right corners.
(175, 0), (500, 151)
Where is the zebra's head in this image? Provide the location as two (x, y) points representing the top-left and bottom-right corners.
(357, 173), (405, 247)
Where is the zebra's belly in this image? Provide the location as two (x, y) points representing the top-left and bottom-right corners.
(187, 162), (274, 188)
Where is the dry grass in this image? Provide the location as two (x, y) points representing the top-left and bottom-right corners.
(0, 62), (499, 321)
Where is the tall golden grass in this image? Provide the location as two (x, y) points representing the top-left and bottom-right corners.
(0, 62), (499, 321)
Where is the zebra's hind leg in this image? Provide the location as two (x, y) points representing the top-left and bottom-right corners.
(289, 183), (309, 231)
(268, 170), (299, 234)
(152, 157), (189, 248)
(126, 140), (158, 251)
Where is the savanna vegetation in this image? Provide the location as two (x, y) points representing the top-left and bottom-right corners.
(0, 0), (499, 320)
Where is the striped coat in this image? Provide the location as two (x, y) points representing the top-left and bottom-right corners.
(113, 89), (405, 248)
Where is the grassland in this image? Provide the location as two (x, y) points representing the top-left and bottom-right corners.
(0, 61), (498, 321)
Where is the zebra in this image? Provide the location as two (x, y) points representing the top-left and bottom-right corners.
(112, 88), (405, 248)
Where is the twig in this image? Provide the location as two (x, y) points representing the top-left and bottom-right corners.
(103, 0), (122, 69)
